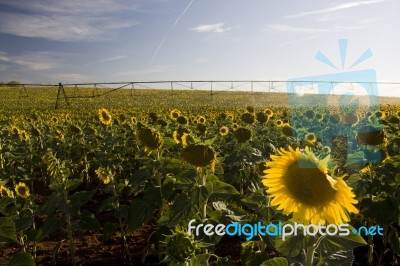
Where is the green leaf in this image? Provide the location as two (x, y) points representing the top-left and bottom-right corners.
(210, 256), (235, 266)
(68, 190), (95, 214)
(64, 178), (82, 192)
(98, 196), (119, 212)
(0, 217), (17, 243)
(206, 180), (240, 202)
(75, 211), (100, 231)
(190, 185), (209, 210)
(0, 197), (15, 215)
(260, 257), (288, 266)
(15, 216), (33, 232)
(168, 194), (192, 226)
(361, 197), (398, 227)
(189, 254), (210, 266)
(127, 199), (154, 231)
(35, 215), (66, 241)
(317, 250), (353, 266)
(41, 192), (60, 215)
(7, 252), (35, 266)
(317, 230), (367, 253)
(240, 241), (269, 266)
(103, 222), (117, 242)
(271, 221), (316, 257)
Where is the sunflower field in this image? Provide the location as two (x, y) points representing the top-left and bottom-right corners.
(0, 86), (399, 266)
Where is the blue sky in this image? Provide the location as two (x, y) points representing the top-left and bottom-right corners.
(0, 0), (399, 95)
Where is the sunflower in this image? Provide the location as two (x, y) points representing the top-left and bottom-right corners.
(15, 182), (30, 199)
(245, 106), (255, 113)
(219, 126), (229, 136)
(98, 108), (112, 126)
(321, 146), (331, 154)
(53, 129), (65, 142)
(198, 116), (206, 124)
(343, 113), (359, 125)
(20, 130), (30, 142)
(234, 127), (252, 143)
(181, 133), (196, 147)
(264, 108), (273, 117)
(177, 115), (189, 125)
(281, 123), (294, 137)
(0, 185), (13, 198)
(275, 120), (284, 127)
(262, 147), (359, 225)
(95, 167), (111, 184)
(65, 114), (72, 122)
(170, 109), (181, 120)
(356, 126), (385, 146)
(11, 125), (20, 135)
(256, 112), (268, 123)
(304, 110), (315, 120)
(137, 126), (163, 152)
(241, 113), (255, 124)
(51, 116), (59, 123)
(232, 123), (239, 131)
(305, 132), (317, 144)
(181, 144), (216, 171)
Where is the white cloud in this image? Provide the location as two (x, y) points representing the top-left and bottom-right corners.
(86, 55), (127, 66)
(191, 23), (230, 33)
(285, 0), (390, 19)
(0, 51), (63, 70)
(0, 0), (140, 41)
(268, 24), (366, 33)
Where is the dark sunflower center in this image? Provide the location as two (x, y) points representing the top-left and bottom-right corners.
(17, 186), (26, 195)
(1, 189), (8, 197)
(102, 112), (110, 120)
(284, 157), (336, 207)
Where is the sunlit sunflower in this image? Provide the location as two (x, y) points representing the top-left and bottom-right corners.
(20, 130), (30, 142)
(232, 123), (239, 131)
(11, 125), (20, 135)
(219, 126), (229, 136)
(198, 116), (206, 124)
(130, 116), (137, 124)
(98, 108), (112, 125)
(170, 109), (181, 120)
(51, 116), (59, 123)
(95, 167), (111, 185)
(15, 182), (30, 199)
(65, 114), (72, 123)
(275, 120), (284, 127)
(374, 110), (386, 119)
(181, 133), (196, 147)
(53, 129), (65, 142)
(262, 146), (359, 225)
(321, 146), (331, 154)
(305, 132), (317, 144)
(0, 185), (13, 198)
(264, 108), (273, 118)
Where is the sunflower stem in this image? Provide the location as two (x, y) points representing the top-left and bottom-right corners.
(199, 168), (208, 261)
(63, 190), (76, 266)
(305, 236), (324, 266)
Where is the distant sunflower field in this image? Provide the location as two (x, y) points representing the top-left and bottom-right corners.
(0, 86), (399, 265)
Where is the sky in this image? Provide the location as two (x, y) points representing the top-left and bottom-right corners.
(0, 0), (399, 96)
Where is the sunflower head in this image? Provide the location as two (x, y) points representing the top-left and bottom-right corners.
(232, 123), (239, 131)
(95, 167), (112, 184)
(20, 130), (30, 142)
(356, 126), (385, 146)
(130, 116), (137, 124)
(176, 115), (189, 125)
(256, 112), (268, 123)
(198, 116), (206, 124)
(330, 113), (342, 124)
(343, 113), (359, 125)
(181, 144), (216, 169)
(245, 106), (255, 113)
(196, 123), (207, 134)
(241, 112), (255, 124)
(181, 133), (196, 147)
(53, 129), (65, 142)
(0, 185), (13, 198)
(305, 132), (317, 144)
(137, 126), (163, 151)
(219, 126), (229, 136)
(170, 109), (181, 120)
(264, 108), (273, 117)
(304, 110), (315, 120)
(281, 123), (294, 137)
(51, 116), (59, 123)
(234, 127), (252, 143)
(98, 108), (112, 126)
(262, 146), (358, 225)
(163, 226), (197, 263)
(321, 146), (331, 154)
(15, 182), (30, 199)
(275, 120), (284, 127)
(11, 125), (20, 135)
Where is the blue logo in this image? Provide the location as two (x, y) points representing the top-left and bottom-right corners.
(286, 39), (382, 167)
